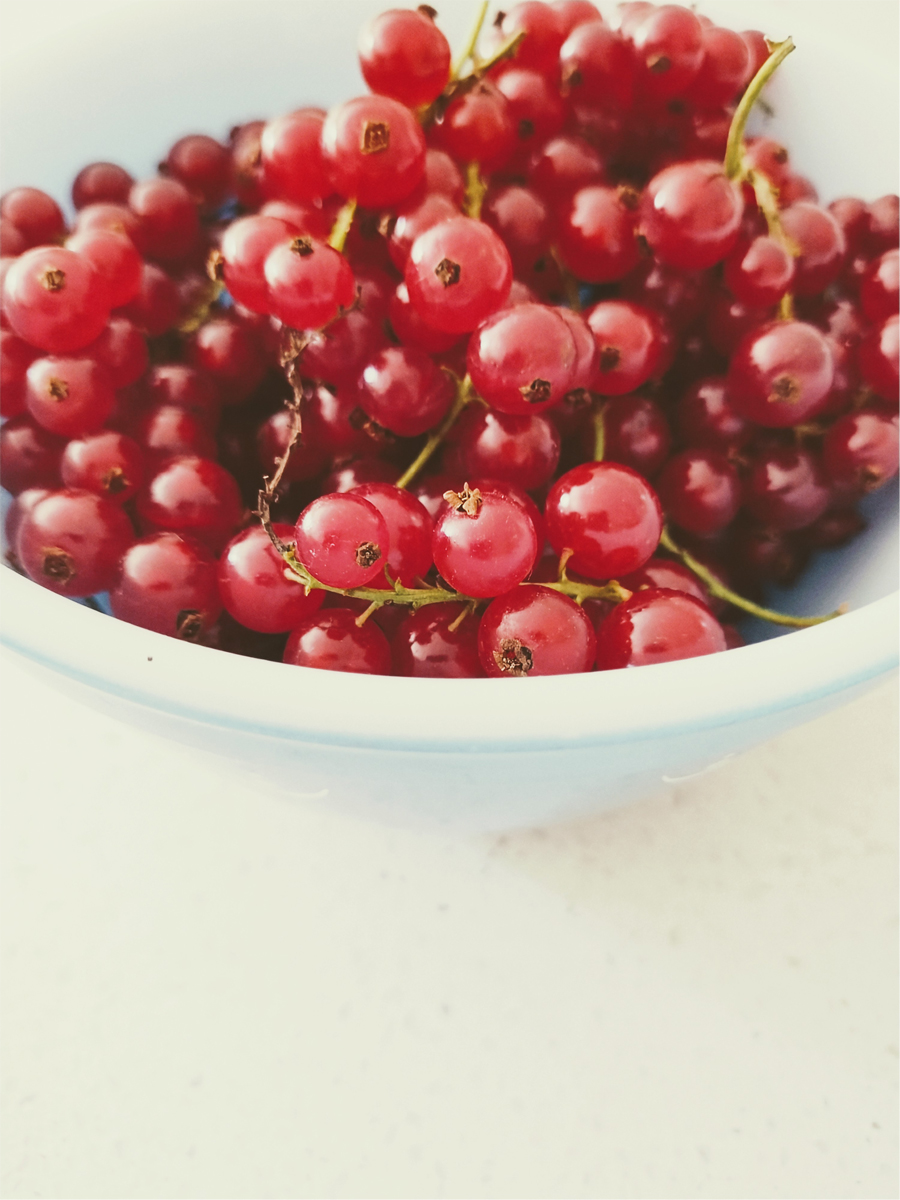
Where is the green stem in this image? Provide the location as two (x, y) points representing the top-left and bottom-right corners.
(463, 161), (487, 219)
(659, 527), (845, 628)
(279, 547), (632, 612)
(452, 0), (489, 78)
(475, 29), (526, 75)
(327, 198), (357, 254)
(724, 37), (795, 180)
(592, 402), (606, 462)
(395, 374), (477, 490)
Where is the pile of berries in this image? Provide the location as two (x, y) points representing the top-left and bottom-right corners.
(1, 2), (898, 678)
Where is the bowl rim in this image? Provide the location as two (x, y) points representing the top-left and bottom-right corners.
(2, 569), (897, 752)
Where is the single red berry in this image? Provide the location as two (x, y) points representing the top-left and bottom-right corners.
(110, 532), (222, 640)
(723, 235), (795, 308)
(392, 603), (484, 678)
(656, 448), (740, 535)
(779, 202), (847, 295)
(682, 24), (751, 109)
(3, 245), (111, 354)
(188, 316), (268, 404)
(743, 445), (831, 531)
(559, 20), (635, 111)
(388, 192), (460, 272)
(388, 281), (461, 353)
(405, 216), (512, 335)
(618, 556), (711, 609)
(822, 407), (899, 494)
(491, 2), (568, 76)
(72, 163), (134, 210)
(25, 354), (115, 438)
(545, 461), (662, 580)
(674, 375), (750, 451)
(74, 201), (147, 253)
(496, 68), (566, 148)
(446, 406), (560, 492)
(860, 250), (899, 324)
(358, 8), (451, 108)
(467, 303), (577, 415)
(295, 492), (390, 589)
(432, 483), (538, 599)
(0, 327), (37, 418)
(218, 523), (325, 634)
(479, 585), (597, 678)
(128, 177), (200, 263)
(0, 413), (66, 495)
(65, 227), (142, 310)
(639, 160), (742, 270)
(727, 319), (835, 427)
(527, 133), (604, 203)
(260, 108), (330, 205)
(264, 234), (356, 332)
(356, 344), (454, 437)
(600, 394), (672, 478)
(595, 587), (726, 669)
(321, 95), (426, 208)
(630, 5), (704, 102)
(136, 455), (243, 553)
(557, 184), (641, 283)
(434, 80), (517, 174)
(61, 430), (144, 502)
(864, 195), (900, 255)
(283, 608), (392, 675)
(15, 487), (134, 597)
(585, 300), (665, 395)
(0, 187), (65, 249)
(143, 363), (221, 422)
(135, 402), (217, 465)
(163, 133), (231, 210)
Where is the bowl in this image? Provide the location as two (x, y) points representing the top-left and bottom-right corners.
(1, 0), (898, 831)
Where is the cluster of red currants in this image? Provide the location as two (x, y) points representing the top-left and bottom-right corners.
(1, 1), (898, 678)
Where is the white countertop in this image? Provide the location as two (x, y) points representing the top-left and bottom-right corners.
(1, 653), (896, 1199)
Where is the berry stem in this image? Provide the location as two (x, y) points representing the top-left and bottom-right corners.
(452, 0), (489, 78)
(475, 29), (527, 75)
(463, 161), (488, 219)
(592, 402), (606, 462)
(659, 526), (846, 627)
(550, 246), (582, 311)
(327, 198), (358, 254)
(724, 37), (795, 181)
(395, 373), (478, 489)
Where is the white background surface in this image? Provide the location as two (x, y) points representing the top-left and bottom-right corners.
(1, 659), (897, 1199)
(1, 1), (899, 1196)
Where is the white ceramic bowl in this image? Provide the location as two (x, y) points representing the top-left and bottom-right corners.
(1, 0), (898, 831)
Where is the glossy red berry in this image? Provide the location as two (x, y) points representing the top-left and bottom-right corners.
(358, 8), (451, 108)
(585, 300), (665, 395)
(595, 587), (726, 669)
(600, 394), (672, 478)
(65, 227), (142, 309)
(674, 375), (750, 451)
(357, 344), (454, 437)
(743, 445), (831, 531)
(857, 314), (899, 403)
(264, 234), (356, 332)
(545, 460), (662, 580)
(392, 603), (483, 678)
(0, 327), (37, 418)
(136, 455), (243, 553)
(822, 407), (899, 494)
(218, 523), (325, 633)
(723, 235), (795, 308)
(163, 133), (231, 210)
(128, 177), (200, 263)
(467, 303), (576, 415)
(432, 484), (538, 598)
(0, 413), (66, 494)
(630, 5), (704, 101)
(0, 187), (65, 249)
(61, 430), (144, 502)
(15, 487), (134, 597)
(321, 95), (426, 208)
(639, 160), (742, 270)
(656, 448), (740, 535)
(496, 67), (566, 148)
(527, 133), (604, 202)
(479, 585), (597, 677)
(86, 315), (148, 388)
(447, 406), (560, 492)
(295, 492), (389, 589)
(3, 245), (111, 353)
(682, 23), (751, 109)
(283, 607), (392, 675)
(779, 202), (847, 295)
(557, 185), (641, 283)
(434, 80), (517, 174)
(860, 250), (899, 324)
(405, 216), (512, 335)
(727, 319), (835, 427)
(110, 532), (222, 639)
(559, 21), (635, 111)
(188, 316), (267, 404)
(25, 354), (115, 438)
(119, 262), (180, 337)
(618, 556), (711, 609)
(259, 108), (330, 204)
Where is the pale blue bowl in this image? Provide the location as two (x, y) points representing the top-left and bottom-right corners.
(1, 0), (897, 830)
